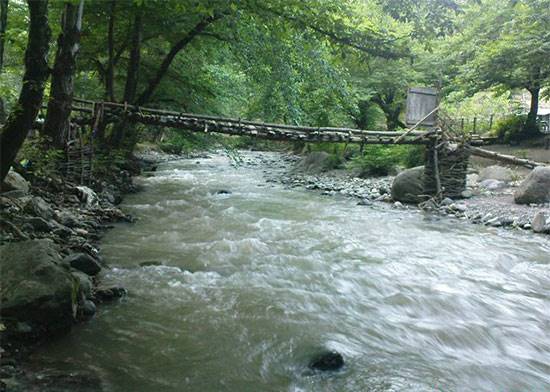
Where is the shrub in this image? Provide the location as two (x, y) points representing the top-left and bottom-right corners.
(492, 115), (539, 143)
(348, 145), (425, 177)
(17, 137), (64, 177)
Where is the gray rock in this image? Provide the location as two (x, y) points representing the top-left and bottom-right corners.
(2, 169), (30, 193)
(55, 210), (80, 228)
(64, 253), (102, 276)
(514, 167), (550, 205)
(76, 186), (99, 207)
(440, 197), (454, 206)
(0, 240), (78, 337)
(461, 189), (474, 199)
(466, 173), (479, 187)
(72, 271), (93, 299)
(27, 217), (55, 232)
(479, 179), (506, 191)
(24, 196), (54, 220)
(532, 212), (547, 233)
(479, 165), (514, 183)
(391, 166), (425, 204)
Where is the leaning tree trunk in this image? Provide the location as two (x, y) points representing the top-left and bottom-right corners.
(0, 0), (50, 183)
(0, 0), (8, 122)
(43, 0), (84, 148)
(111, 10), (142, 148)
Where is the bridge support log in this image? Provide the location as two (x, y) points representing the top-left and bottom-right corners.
(424, 141), (470, 200)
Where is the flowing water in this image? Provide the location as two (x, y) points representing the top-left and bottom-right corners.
(34, 152), (550, 391)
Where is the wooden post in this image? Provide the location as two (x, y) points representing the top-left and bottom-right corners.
(489, 114), (494, 131)
(461, 118), (464, 132)
(473, 117), (477, 133)
(433, 146), (442, 199)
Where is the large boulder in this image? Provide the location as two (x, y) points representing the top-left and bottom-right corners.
(2, 169), (30, 193)
(0, 240), (78, 338)
(514, 167), (550, 205)
(295, 152), (339, 173)
(479, 165), (514, 183)
(391, 166), (425, 204)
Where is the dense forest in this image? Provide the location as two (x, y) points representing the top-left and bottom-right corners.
(0, 0), (549, 181)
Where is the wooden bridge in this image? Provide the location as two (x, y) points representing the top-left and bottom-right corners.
(65, 98), (546, 201)
(71, 98), (440, 146)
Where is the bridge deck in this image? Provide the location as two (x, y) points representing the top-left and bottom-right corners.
(72, 98), (439, 145)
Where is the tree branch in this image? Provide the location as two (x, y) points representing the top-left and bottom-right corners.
(135, 13), (223, 106)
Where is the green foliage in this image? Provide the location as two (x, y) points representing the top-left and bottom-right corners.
(158, 130), (220, 155)
(17, 137), (64, 177)
(492, 115), (533, 143)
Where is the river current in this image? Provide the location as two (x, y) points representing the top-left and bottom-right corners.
(35, 152), (550, 391)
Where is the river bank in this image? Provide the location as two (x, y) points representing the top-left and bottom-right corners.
(250, 151), (550, 236)
(0, 151), (181, 391)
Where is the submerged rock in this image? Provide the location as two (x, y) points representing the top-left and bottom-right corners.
(80, 299), (96, 319)
(94, 286), (127, 303)
(391, 166), (424, 204)
(309, 350), (345, 371)
(514, 167), (550, 205)
(215, 189), (232, 195)
(0, 240), (78, 338)
(139, 261), (162, 267)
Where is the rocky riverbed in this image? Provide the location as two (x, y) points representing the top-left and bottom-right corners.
(245, 151), (550, 236)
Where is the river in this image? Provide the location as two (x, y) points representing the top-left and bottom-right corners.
(33, 152), (550, 391)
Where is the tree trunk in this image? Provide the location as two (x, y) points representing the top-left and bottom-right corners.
(0, 0), (6, 71)
(43, 0), (84, 148)
(0, 0), (8, 122)
(123, 11), (142, 104)
(105, 0), (116, 102)
(111, 10), (142, 148)
(0, 0), (50, 183)
(525, 86), (540, 135)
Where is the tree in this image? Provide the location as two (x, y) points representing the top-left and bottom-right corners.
(452, 0), (550, 134)
(0, 0), (50, 183)
(0, 0), (8, 122)
(43, 0), (85, 148)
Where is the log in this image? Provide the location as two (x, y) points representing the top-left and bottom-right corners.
(466, 146), (548, 169)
